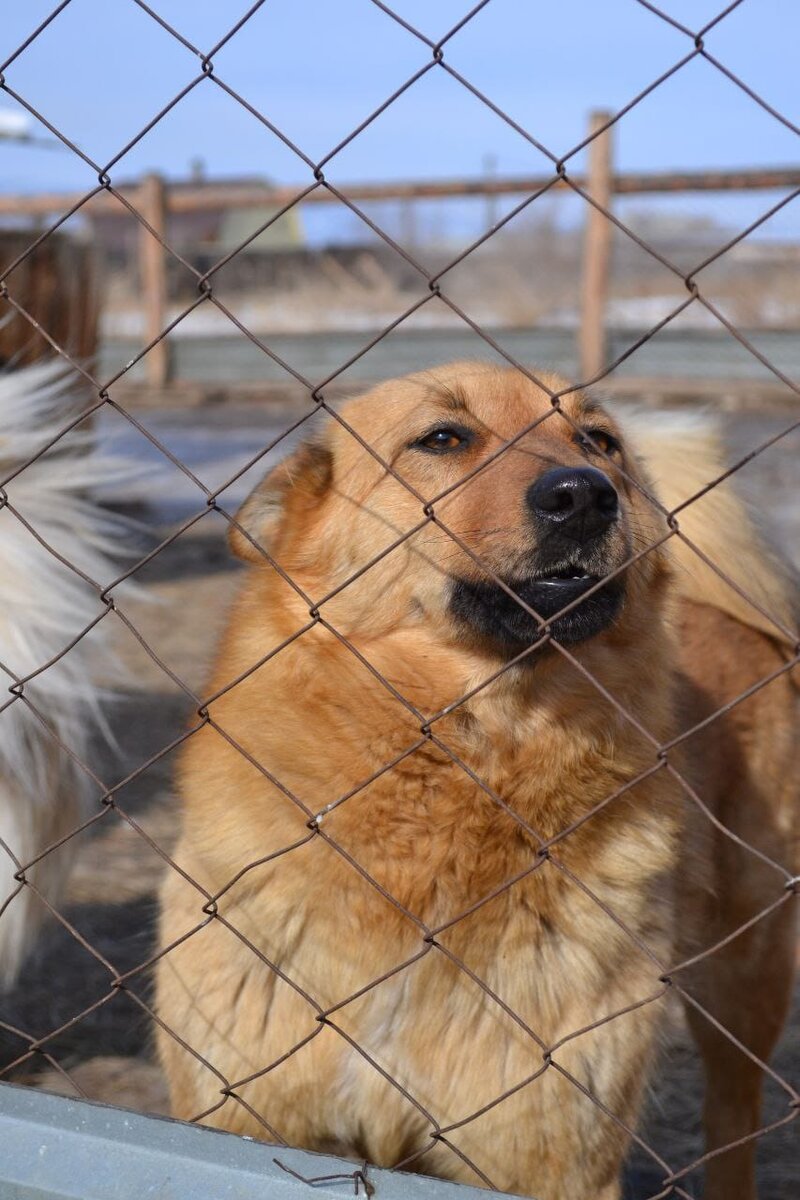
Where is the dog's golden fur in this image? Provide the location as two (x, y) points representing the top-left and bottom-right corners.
(157, 363), (798, 1200)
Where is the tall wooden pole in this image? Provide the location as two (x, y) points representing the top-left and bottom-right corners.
(579, 111), (614, 382)
(138, 172), (170, 387)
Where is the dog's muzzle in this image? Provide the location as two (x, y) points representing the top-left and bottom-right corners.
(448, 467), (624, 652)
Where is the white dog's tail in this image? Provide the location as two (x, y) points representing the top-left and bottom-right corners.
(0, 362), (137, 986)
(625, 410), (798, 650)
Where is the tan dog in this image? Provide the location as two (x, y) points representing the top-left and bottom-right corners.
(157, 363), (798, 1200)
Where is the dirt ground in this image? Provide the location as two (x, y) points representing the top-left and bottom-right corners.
(0, 399), (797, 1198)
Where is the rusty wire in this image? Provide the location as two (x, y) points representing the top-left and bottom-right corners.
(0, 1), (798, 1197)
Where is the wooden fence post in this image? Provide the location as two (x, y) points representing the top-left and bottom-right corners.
(579, 110), (614, 382)
(138, 172), (170, 387)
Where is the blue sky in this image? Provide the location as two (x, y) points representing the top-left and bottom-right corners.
(1, 0), (799, 240)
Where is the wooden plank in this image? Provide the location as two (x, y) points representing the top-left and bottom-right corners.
(0, 167), (798, 219)
(137, 173), (169, 388)
(0, 232), (98, 368)
(579, 112), (614, 382)
(612, 167), (800, 195)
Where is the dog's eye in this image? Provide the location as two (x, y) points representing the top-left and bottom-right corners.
(576, 428), (621, 457)
(413, 427), (472, 453)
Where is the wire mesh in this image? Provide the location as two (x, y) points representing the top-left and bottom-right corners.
(0, 3), (798, 1198)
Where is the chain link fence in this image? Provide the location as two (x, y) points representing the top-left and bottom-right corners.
(0, 3), (798, 1198)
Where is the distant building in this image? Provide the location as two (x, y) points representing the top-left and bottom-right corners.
(88, 172), (426, 302)
(88, 174), (305, 273)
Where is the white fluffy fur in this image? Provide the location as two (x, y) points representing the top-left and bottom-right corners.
(620, 408), (798, 648)
(0, 363), (136, 986)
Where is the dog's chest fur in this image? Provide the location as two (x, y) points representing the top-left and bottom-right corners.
(162, 596), (681, 1183)
(186, 727), (675, 1186)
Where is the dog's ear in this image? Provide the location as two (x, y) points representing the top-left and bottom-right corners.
(228, 440), (333, 563)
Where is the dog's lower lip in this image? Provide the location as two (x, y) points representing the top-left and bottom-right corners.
(449, 571), (624, 649)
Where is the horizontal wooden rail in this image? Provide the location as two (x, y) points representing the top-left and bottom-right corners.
(0, 166), (798, 218)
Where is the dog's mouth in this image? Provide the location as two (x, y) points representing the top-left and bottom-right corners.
(449, 563), (624, 651)
(532, 566), (599, 587)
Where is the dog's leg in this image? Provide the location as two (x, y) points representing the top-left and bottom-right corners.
(676, 613), (799, 1200)
(681, 865), (797, 1200)
(594, 1185), (622, 1200)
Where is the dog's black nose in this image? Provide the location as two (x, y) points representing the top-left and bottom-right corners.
(526, 467), (618, 539)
